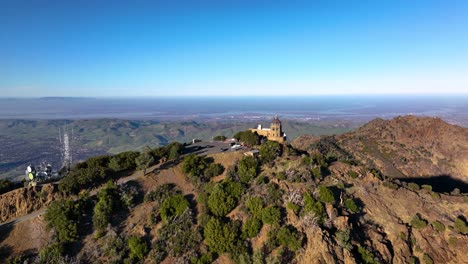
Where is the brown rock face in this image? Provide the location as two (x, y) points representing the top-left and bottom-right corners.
(337, 115), (468, 181)
(0, 184), (59, 223)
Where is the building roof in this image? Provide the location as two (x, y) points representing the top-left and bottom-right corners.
(271, 115), (281, 124)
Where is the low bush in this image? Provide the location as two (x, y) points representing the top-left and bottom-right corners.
(268, 225), (302, 251)
(38, 243), (64, 264)
(383, 181), (398, 190)
(160, 194), (189, 221)
(410, 214), (428, 229)
(318, 185), (335, 204)
(422, 253), (433, 264)
(303, 192), (325, 224)
(128, 236), (149, 260)
(204, 163), (224, 178)
(261, 206), (281, 225)
(44, 199), (82, 243)
(357, 245), (378, 264)
(421, 184), (432, 191)
(344, 199), (358, 213)
(204, 217), (240, 253)
(408, 182), (420, 191)
(245, 196), (264, 217)
(348, 170), (359, 178)
(237, 156), (259, 184)
(454, 216), (468, 234)
(242, 217), (262, 239)
(432, 221), (446, 232)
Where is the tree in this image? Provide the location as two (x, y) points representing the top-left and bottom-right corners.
(136, 147), (155, 175)
(318, 185), (335, 204)
(245, 196), (264, 217)
(93, 181), (119, 233)
(204, 163), (224, 178)
(214, 135), (227, 141)
(242, 217), (262, 239)
(108, 151), (139, 172)
(344, 199), (358, 213)
(259, 140), (283, 164)
(128, 236), (149, 260)
(237, 156), (258, 183)
(44, 199), (81, 243)
(274, 225), (302, 251)
(261, 206), (281, 225)
(233, 130), (260, 146)
(208, 184), (237, 216)
(204, 217), (239, 253)
(160, 194), (189, 221)
(182, 154), (207, 177)
(303, 192), (325, 224)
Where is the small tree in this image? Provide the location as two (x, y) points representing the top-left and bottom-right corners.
(318, 185), (335, 204)
(160, 194), (189, 221)
(237, 156), (258, 183)
(136, 148), (155, 175)
(128, 236), (149, 260)
(259, 140), (283, 164)
(261, 206), (281, 225)
(204, 217), (239, 253)
(242, 217), (262, 239)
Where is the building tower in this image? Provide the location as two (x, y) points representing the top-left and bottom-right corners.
(270, 115), (282, 138)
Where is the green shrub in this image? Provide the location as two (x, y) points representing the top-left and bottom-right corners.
(93, 181), (119, 232)
(430, 192), (441, 199)
(421, 185), (432, 191)
(245, 196), (264, 217)
(408, 182), (420, 191)
(204, 217), (240, 253)
(214, 135), (227, 141)
(274, 226), (302, 251)
(303, 192), (325, 224)
(318, 185), (335, 204)
(348, 170), (358, 178)
(448, 236), (457, 246)
(335, 230), (351, 250)
(276, 171), (286, 181)
(128, 236), (149, 260)
(259, 140), (283, 164)
(432, 221), (446, 232)
(204, 163), (224, 178)
(208, 183), (237, 216)
(287, 202), (300, 215)
(454, 217), (468, 234)
(261, 206), (281, 225)
(158, 209), (200, 257)
(44, 199), (81, 243)
(182, 154), (208, 177)
(145, 183), (177, 203)
(242, 217), (262, 239)
(265, 183), (283, 205)
(256, 175), (269, 185)
(237, 156), (259, 183)
(422, 253), (433, 264)
(344, 199), (358, 213)
(383, 181), (398, 190)
(0, 179), (15, 195)
(410, 214), (428, 229)
(160, 194), (189, 221)
(108, 151), (139, 172)
(233, 130), (260, 146)
(357, 246), (378, 264)
(38, 243), (64, 264)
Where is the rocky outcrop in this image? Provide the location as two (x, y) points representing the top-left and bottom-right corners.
(0, 184), (59, 223)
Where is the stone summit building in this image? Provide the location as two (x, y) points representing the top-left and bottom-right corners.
(249, 115), (287, 143)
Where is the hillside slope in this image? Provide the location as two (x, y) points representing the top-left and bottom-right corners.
(1, 116), (467, 263)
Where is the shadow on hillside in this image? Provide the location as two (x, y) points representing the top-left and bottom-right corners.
(396, 175), (468, 193)
(0, 222), (14, 243)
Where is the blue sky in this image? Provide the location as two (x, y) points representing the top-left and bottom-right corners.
(1, 0), (468, 97)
